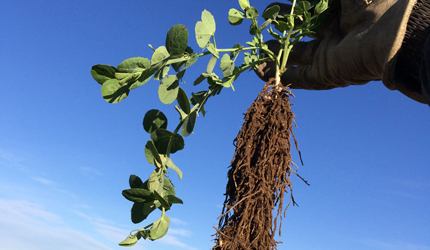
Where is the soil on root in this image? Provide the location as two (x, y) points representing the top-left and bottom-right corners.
(213, 79), (303, 250)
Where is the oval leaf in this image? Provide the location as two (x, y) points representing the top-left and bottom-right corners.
(166, 24), (189, 59)
(195, 10), (216, 48)
(145, 140), (162, 165)
(143, 109), (168, 134)
(181, 111), (197, 137)
(177, 88), (191, 114)
(117, 57), (150, 73)
(149, 214), (170, 240)
(246, 6), (259, 19)
(206, 56), (217, 73)
(228, 8), (244, 25)
(159, 75), (179, 104)
(122, 188), (154, 203)
(101, 79), (129, 103)
(129, 175), (144, 189)
(91, 65), (116, 85)
(151, 129), (184, 154)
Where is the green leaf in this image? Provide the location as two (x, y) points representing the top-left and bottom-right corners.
(315, 0), (329, 14)
(182, 53), (199, 71)
(166, 24), (189, 59)
(165, 195), (183, 205)
(193, 74), (207, 86)
(154, 65), (170, 81)
(275, 20), (291, 32)
(230, 43), (242, 58)
(262, 5), (280, 19)
(117, 57), (150, 74)
(143, 109), (168, 134)
(101, 79), (129, 103)
(151, 129), (185, 154)
(220, 54), (235, 77)
(207, 43), (219, 58)
(149, 46), (170, 76)
(228, 8), (244, 26)
(149, 214), (170, 240)
(145, 140), (162, 165)
(195, 10), (216, 48)
(245, 7), (259, 19)
(119, 233), (139, 247)
(148, 170), (163, 194)
(181, 111), (197, 137)
(207, 56), (217, 73)
(239, 0), (250, 10)
(129, 175), (144, 189)
(165, 158), (182, 180)
(91, 65), (116, 84)
(115, 57), (151, 90)
(191, 91), (207, 116)
(122, 188), (154, 203)
(153, 190), (170, 210)
(297, 1), (311, 13)
(158, 75), (179, 104)
(177, 88), (191, 114)
(131, 202), (158, 224)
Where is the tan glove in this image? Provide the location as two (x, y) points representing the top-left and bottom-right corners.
(257, 0), (426, 103)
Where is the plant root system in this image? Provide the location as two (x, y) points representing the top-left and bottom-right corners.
(213, 79), (304, 250)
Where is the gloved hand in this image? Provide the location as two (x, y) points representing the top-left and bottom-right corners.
(256, 0), (427, 104)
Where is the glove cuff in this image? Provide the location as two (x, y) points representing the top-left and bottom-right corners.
(383, 0), (430, 104)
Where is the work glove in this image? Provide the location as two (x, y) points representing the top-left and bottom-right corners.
(256, 0), (427, 104)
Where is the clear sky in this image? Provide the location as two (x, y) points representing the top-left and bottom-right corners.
(1, 0), (429, 250)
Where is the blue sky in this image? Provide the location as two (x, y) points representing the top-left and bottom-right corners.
(1, 0), (429, 249)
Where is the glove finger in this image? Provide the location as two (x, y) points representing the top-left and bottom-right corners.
(288, 39), (321, 65)
(281, 65), (339, 90)
(255, 61), (277, 82)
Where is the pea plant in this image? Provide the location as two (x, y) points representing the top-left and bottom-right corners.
(90, 0), (330, 246)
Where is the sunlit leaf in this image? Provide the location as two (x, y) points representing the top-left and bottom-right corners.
(154, 65), (170, 81)
(158, 75), (179, 104)
(220, 54), (235, 77)
(182, 53), (199, 71)
(101, 79), (129, 103)
(239, 0), (250, 10)
(149, 46), (170, 77)
(206, 56), (217, 73)
(195, 10), (216, 48)
(205, 43), (218, 59)
(117, 57), (150, 73)
(228, 8), (244, 26)
(91, 65), (116, 85)
(119, 233), (139, 247)
(245, 7), (259, 19)
(165, 158), (182, 180)
(149, 214), (170, 240)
